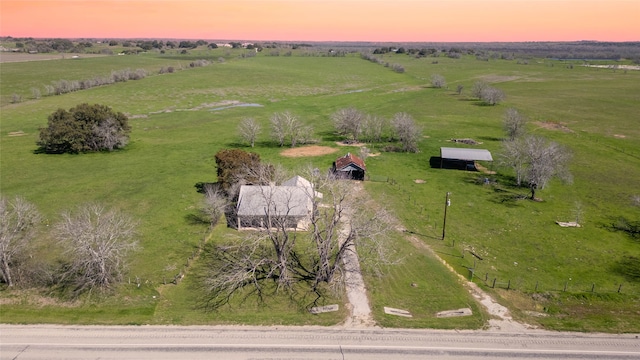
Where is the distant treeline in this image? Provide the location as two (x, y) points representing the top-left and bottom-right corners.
(2, 37), (638, 61)
(329, 41), (640, 61)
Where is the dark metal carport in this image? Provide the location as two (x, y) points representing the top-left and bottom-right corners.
(440, 147), (493, 170)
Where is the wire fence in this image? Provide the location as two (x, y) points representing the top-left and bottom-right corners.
(468, 269), (639, 296)
(366, 174), (396, 184)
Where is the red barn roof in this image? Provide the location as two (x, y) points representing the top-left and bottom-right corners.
(335, 153), (366, 171)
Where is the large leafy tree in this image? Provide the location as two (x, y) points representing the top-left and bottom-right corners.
(38, 103), (130, 154)
(214, 149), (263, 195)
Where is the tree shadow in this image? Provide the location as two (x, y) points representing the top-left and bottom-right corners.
(611, 255), (640, 282)
(226, 141), (249, 148)
(482, 175), (528, 207)
(429, 156), (476, 170)
(477, 136), (504, 142)
(316, 130), (343, 143)
(472, 101), (495, 107)
(185, 212), (209, 226)
(603, 217), (640, 242)
(403, 229), (441, 241)
(434, 250), (463, 259)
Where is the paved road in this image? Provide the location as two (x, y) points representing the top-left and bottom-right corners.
(2, 325), (639, 359)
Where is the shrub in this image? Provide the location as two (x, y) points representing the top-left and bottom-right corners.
(37, 103), (131, 154)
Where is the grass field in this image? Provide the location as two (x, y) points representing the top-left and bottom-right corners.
(1, 48), (639, 331)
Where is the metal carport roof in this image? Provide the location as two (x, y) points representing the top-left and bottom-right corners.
(440, 147), (493, 161)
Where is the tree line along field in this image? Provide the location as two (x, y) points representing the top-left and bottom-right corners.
(1, 46), (639, 331)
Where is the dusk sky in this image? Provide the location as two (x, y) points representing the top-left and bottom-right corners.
(1, 0), (638, 42)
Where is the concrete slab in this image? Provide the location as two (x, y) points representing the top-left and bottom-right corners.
(309, 304), (339, 314)
(436, 308), (473, 318)
(384, 307), (413, 318)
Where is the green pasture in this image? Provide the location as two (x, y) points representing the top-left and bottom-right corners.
(1, 50), (639, 331)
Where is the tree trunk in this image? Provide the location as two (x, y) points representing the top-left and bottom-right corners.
(0, 257), (13, 287)
(530, 183), (537, 200)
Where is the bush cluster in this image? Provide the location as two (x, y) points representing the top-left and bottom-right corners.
(360, 53), (405, 73)
(37, 103), (131, 154)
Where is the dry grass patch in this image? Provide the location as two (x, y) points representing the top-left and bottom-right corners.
(534, 121), (574, 133)
(280, 145), (338, 157)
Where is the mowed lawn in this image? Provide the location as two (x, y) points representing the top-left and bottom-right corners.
(1, 49), (639, 331)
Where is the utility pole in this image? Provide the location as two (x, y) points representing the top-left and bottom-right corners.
(442, 192), (451, 242)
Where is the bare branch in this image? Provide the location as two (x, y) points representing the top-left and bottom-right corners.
(500, 135), (572, 199)
(430, 74), (446, 88)
(202, 186), (229, 227)
(54, 203), (139, 294)
(362, 114), (387, 143)
(270, 111), (313, 148)
(391, 112), (421, 153)
(332, 107), (364, 142)
(503, 108), (527, 141)
(201, 168), (395, 309)
(0, 196), (40, 287)
(238, 117), (261, 148)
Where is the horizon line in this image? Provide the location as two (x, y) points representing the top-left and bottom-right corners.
(2, 36), (639, 44)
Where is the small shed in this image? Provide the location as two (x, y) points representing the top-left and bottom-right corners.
(332, 153), (366, 180)
(440, 147), (493, 170)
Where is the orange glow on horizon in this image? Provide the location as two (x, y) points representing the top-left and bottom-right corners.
(1, 0), (638, 42)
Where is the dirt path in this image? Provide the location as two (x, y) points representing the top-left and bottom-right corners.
(339, 181), (530, 331)
(403, 234), (533, 331)
(340, 183), (376, 328)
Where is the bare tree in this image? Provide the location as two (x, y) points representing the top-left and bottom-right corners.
(391, 112), (421, 153)
(238, 117), (261, 147)
(472, 81), (505, 105)
(500, 138), (527, 187)
(270, 112), (288, 147)
(501, 136), (573, 199)
(332, 107), (364, 142)
(430, 74), (446, 88)
(55, 204), (139, 294)
(306, 173), (392, 290)
(471, 81), (488, 99)
(31, 87), (41, 100)
(0, 196), (40, 287)
(362, 114), (386, 143)
(200, 169), (394, 309)
(481, 86), (506, 106)
(270, 111), (309, 147)
(201, 186), (229, 227)
(90, 117), (129, 151)
(503, 108), (527, 141)
(202, 184), (305, 308)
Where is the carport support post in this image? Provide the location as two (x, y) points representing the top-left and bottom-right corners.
(442, 192), (451, 243)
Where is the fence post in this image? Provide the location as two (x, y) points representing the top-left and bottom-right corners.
(618, 284), (623, 293)
(591, 283), (595, 293)
(492, 278), (496, 288)
(507, 280), (511, 290)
